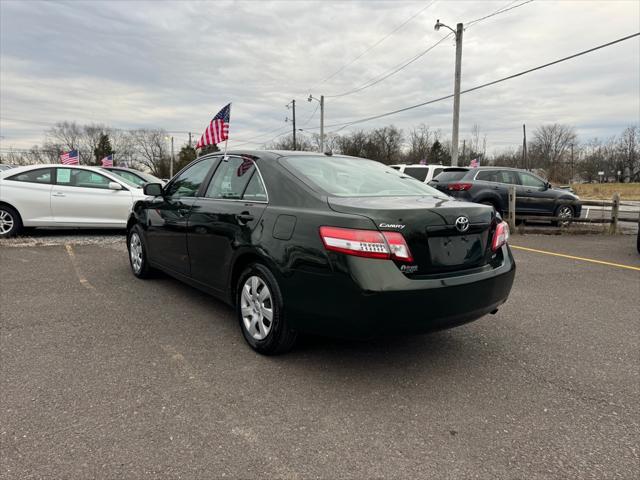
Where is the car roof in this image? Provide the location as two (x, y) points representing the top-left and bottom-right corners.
(390, 164), (445, 168)
(202, 150), (361, 160)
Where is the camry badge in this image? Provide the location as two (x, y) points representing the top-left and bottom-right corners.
(455, 216), (470, 233)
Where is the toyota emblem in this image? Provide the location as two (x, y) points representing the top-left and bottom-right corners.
(455, 216), (470, 233)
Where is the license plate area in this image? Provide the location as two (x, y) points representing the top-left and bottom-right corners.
(428, 234), (485, 267)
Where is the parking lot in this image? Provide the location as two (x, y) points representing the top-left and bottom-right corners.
(1, 232), (638, 479)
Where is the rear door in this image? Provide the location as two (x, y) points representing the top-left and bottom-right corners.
(51, 168), (133, 225)
(187, 156), (267, 291)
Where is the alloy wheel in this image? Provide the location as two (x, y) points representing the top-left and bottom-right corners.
(240, 276), (273, 341)
(129, 232), (143, 273)
(0, 210), (14, 235)
(557, 206), (573, 226)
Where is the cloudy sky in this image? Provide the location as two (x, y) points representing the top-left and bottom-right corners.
(1, 0), (639, 154)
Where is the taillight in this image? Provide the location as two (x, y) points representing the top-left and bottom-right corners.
(319, 226), (413, 262)
(491, 221), (510, 252)
(447, 183), (473, 191)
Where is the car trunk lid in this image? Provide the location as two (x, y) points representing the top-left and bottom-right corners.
(328, 195), (496, 275)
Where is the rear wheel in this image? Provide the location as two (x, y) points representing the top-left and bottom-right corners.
(237, 263), (297, 355)
(127, 225), (154, 278)
(0, 205), (22, 238)
(554, 205), (574, 227)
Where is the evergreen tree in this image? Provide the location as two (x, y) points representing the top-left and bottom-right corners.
(93, 133), (114, 165)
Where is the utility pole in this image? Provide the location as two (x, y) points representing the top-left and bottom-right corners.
(461, 139), (466, 166)
(451, 23), (463, 166)
(169, 136), (174, 178)
(435, 20), (463, 166)
(188, 132), (192, 148)
(308, 94), (325, 153)
(570, 143), (574, 183)
(292, 99), (296, 150)
(522, 124), (527, 170)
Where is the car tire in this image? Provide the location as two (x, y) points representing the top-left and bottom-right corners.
(0, 205), (23, 238)
(237, 263), (297, 355)
(553, 204), (574, 227)
(127, 224), (154, 279)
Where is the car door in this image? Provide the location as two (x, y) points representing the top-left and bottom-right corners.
(517, 171), (556, 214)
(51, 167), (133, 225)
(1, 167), (54, 225)
(187, 156), (268, 292)
(145, 157), (216, 275)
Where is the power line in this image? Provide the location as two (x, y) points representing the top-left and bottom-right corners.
(323, 0), (535, 99)
(308, 0), (437, 92)
(465, 0), (534, 29)
(315, 32), (640, 132)
(325, 33), (452, 98)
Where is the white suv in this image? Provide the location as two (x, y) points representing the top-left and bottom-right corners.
(390, 164), (446, 183)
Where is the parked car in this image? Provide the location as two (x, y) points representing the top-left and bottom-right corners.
(389, 164), (446, 183)
(102, 166), (165, 188)
(430, 167), (582, 222)
(0, 164), (15, 171)
(127, 151), (515, 355)
(0, 164), (148, 237)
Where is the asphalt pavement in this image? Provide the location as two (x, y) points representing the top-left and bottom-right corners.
(1, 233), (638, 479)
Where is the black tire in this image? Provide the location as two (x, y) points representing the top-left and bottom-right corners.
(553, 204), (574, 227)
(0, 205), (23, 238)
(236, 263), (297, 355)
(127, 224), (154, 279)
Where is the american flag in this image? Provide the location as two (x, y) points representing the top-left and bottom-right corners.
(470, 158), (480, 168)
(60, 149), (79, 165)
(101, 154), (113, 167)
(196, 103), (231, 149)
(236, 157), (254, 176)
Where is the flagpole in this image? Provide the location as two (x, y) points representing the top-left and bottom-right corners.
(223, 103), (231, 159)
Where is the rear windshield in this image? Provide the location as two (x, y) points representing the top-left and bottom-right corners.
(281, 156), (446, 197)
(433, 170), (468, 182)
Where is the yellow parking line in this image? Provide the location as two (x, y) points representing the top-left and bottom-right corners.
(510, 245), (640, 272)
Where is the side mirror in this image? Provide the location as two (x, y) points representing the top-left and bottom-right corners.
(546, 182), (552, 190)
(108, 182), (123, 191)
(143, 183), (163, 196)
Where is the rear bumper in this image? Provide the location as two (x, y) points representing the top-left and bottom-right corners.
(283, 246), (516, 338)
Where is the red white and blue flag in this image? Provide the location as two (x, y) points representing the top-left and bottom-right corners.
(470, 158), (480, 168)
(60, 149), (79, 165)
(196, 103), (231, 149)
(101, 154), (114, 167)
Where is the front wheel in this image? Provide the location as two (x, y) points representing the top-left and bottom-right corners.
(127, 225), (154, 278)
(237, 263), (297, 355)
(0, 205), (23, 238)
(553, 204), (574, 227)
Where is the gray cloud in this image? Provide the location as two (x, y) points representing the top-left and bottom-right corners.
(1, 0), (638, 153)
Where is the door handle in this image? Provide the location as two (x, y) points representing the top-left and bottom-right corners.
(52, 192), (66, 197)
(237, 212), (254, 224)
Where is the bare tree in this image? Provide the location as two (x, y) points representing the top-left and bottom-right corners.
(404, 124), (433, 164)
(130, 129), (170, 177)
(46, 121), (82, 151)
(617, 125), (639, 181)
(531, 124), (577, 167)
(366, 126), (403, 165)
(336, 130), (369, 158)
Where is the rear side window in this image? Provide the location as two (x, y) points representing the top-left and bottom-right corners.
(205, 156), (265, 200)
(432, 168), (444, 178)
(7, 168), (52, 184)
(519, 172), (546, 188)
(434, 170), (468, 182)
(110, 170), (144, 186)
(403, 167), (428, 182)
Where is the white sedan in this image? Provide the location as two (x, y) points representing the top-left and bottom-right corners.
(0, 164), (151, 237)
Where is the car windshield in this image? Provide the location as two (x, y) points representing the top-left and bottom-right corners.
(281, 155), (446, 197)
(433, 170), (468, 182)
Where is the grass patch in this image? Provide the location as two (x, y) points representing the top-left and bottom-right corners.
(571, 183), (640, 201)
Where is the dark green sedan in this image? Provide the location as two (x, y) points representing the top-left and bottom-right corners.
(126, 151), (516, 354)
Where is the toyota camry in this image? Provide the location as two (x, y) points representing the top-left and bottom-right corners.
(127, 151), (515, 354)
